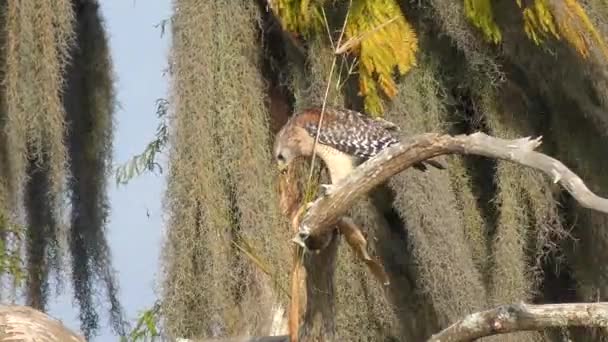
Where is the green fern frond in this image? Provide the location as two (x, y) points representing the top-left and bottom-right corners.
(516, 0), (608, 60)
(550, 0), (608, 59)
(343, 0), (418, 115)
(270, 0), (326, 36)
(516, 0), (560, 45)
(464, 0), (502, 43)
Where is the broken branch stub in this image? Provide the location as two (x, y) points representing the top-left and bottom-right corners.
(295, 132), (608, 251)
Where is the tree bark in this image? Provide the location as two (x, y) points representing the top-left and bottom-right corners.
(296, 132), (608, 251)
(428, 302), (608, 342)
(196, 337), (289, 342)
(0, 305), (85, 341)
(189, 302), (608, 342)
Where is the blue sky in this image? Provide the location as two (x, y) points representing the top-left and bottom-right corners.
(48, 1), (171, 340)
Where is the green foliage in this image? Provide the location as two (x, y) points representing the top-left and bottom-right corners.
(0, 213), (25, 287)
(115, 98), (168, 185)
(275, 0), (608, 117)
(162, 1), (289, 337)
(121, 302), (162, 342)
(550, 0), (608, 59)
(344, 0), (418, 115)
(274, 0), (420, 115)
(270, 0), (326, 36)
(462, 0), (608, 59)
(464, 0), (501, 43)
(517, 0), (560, 45)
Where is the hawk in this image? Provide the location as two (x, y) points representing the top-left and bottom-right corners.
(273, 106), (444, 184)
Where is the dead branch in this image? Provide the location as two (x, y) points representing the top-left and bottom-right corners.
(288, 201), (306, 342)
(193, 302), (608, 341)
(295, 132), (608, 250)
(428, 302), (608, 342)
(196, 337), (289, 342)
(0, 305), (85, 341)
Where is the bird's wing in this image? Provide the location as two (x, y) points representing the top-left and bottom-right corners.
(300, 107), (399, 159)
(294, 107), (445, 171)
(373, 117), (400, 131)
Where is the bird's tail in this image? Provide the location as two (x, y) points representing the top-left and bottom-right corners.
(413, 159), (446, 172)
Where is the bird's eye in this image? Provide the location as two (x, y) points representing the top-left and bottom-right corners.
(277, 153), (285, 161)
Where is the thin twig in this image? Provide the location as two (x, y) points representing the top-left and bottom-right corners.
(288, 203), (307, 342)
(305, 0), (352, 197)
(335, 16), (398, 54)
(294, 4), (353, 340)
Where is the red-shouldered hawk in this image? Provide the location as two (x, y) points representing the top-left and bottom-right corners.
(273, 106), (445, 184)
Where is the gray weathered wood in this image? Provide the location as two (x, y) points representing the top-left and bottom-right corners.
(296, 132), (608, 250)
(0, 305), (85, 342)
(428, 302), (608, 342)
(196, 336), (289, 342)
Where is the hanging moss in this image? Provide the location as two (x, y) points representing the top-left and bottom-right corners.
(211, 0), (290, 333)
(383, 56), (489, 328)
(162, 1), (289, 338)
(4, 0), (73, 215)
(289, 39), (344, 110)
(2, 0), (74, 304)
(0, 2), (10, 216)
(466, 85), (550, 342)
(0, 0), (22, 295)
(24, 156), (56, 311)
(0, 0), (126, 337)
(533, 56), (608, 339)
(477, 80), (563, 287)
(532, 84), (608, 340)
(62, 0), (125, 339)
(447, 157), (490, 281)
(470, 2), (608, 338)
(421, 0), (503, 81)
(2, 0), (73, 311)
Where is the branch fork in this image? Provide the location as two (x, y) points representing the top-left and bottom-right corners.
(284, 131), (608, 341)
(293, 132), (608, 252)
(428, 302), (608, 341)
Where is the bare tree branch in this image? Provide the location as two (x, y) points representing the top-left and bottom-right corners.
(0, 305), (85, 341)
(196, 337), (288, 342)
(295, 132), (608, 250)
(428, 302), (608, 342)
(192, 302), (608, 342)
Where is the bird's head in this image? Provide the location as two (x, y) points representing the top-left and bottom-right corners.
(273, 124), (313, 174)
